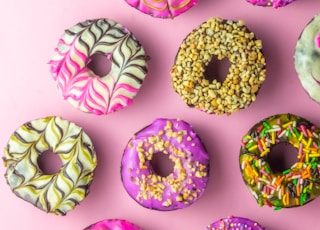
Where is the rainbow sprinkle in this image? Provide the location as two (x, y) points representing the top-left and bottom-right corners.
(240, 114), (320, 209)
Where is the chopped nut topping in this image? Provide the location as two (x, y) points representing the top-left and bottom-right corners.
(171, 18), (266, 115)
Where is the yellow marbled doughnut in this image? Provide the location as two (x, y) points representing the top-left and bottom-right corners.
(3, 116), (97, 215)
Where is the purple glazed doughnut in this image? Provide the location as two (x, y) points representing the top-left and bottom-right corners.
(121, 118), (210, 211)
(207, 216), (265, 230)
(84, 219), (142, 230)
(245, 0), (296, 8)
(124, 0), (198, 18)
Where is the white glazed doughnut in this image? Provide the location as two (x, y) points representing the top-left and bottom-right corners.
(295, 14), (320, 103)
(3, 116), (97, 215)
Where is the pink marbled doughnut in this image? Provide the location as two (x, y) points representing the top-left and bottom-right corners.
(49, 19), (149, 115)
(121, 118), (210, 211)
(84, 219), (142, 230)
(246, 0), (296, 8)
(124, 0), (198, 18)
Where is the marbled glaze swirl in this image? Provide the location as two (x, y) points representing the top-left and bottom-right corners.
(3, 116), (97, 215)
(49, 19), (148, 115)
(295, 14), (320, 103)
(124, 0), (198, 18)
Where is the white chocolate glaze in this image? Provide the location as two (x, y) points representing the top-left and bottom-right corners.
(3, 116), (97, 215)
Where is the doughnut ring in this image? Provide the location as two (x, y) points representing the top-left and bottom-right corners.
(49, 18), (149, 115)
(84, 219), (142, 230)
(240, 114), (320, 209)
(124, 0), (198, 18)
(121, 118), (210, 211)
(207, 216), (265, 230)
(295, 14), (320, 103)
(3, 116), (97, 215)
(245, 0), (296, 8)
(171, 17), (266, 115)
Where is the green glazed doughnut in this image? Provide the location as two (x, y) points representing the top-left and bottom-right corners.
(240, 114), (320, 209)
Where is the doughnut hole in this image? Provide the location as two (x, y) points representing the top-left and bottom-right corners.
(37, 150), (62, 175)
(87, 53), (112, 77)
(204, 56), (231, 83)
(264, 142), (298, 174)
(150, 152), (174, 177)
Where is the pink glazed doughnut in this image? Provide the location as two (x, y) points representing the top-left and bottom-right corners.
(84, 219), (142, 230)
(121, 118), (210, 211)
(49, 18), (148, 115)
(124, 0), (198, 18)
(246, 0), (296, 8)
(207, 216), (265, 230)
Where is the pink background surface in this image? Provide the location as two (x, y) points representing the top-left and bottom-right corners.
(1, 0), (320, 229)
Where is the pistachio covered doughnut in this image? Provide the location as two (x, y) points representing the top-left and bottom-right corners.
(84, 219), (142, 230)
(294, 14), (320, 103)
(121, 118), (210, 211)
(3, 116), (97, 215)
(207, 216), (265, 230)
(240, 114), (320, 209)
(124, 0), (198, 18)
(246, 0), (296, 8)
(49, 18), (148, 115)
(171, 18), (266, 115)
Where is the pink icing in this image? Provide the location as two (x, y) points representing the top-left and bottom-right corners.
(124, 0), (198, 18)
(121, 118), (210, 211)
(246, 0), (296, 8)
(316, 34), (320, 48)
(49, 19), (148, 115)
(85, 219), (142, 230)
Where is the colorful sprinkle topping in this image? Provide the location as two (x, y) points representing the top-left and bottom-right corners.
(207, 216), (265, 230)
(240, 114), (320, 209)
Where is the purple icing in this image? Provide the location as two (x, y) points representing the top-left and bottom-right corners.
(207, 216), (265, 230)
(121, 118), (210, 211)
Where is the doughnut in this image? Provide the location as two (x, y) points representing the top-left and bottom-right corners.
(171, 17), (266, 115)
(3, 116), (97, 215)
(84, 219), (142, 230)
(294, 14), (320, 103)
(207, 216), (265, 230)
(121, 118), (210, 211)
(124, 0), (198, 18)
(49, 18), (148, 115)
(245, 0), (296, 8)
(240, 114), (320, 209)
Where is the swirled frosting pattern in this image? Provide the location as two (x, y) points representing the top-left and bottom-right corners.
(124, 0), (198, 18)
(84, 219), (142, 230)
(295, 14), (320, 103)
(49, 19), (148, 115)
(3, 116), (97, 215)
(246, 0), (296, 8)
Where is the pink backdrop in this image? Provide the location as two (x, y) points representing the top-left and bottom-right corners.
(1, 0), (320, 229)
